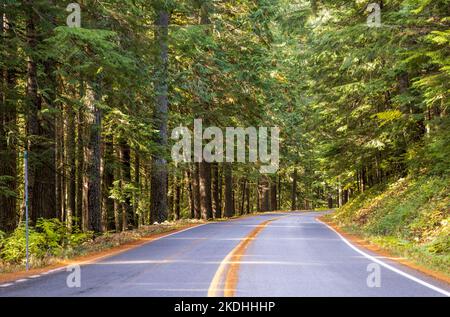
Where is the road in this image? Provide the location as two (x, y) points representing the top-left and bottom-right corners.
(0, 212), (449, 297)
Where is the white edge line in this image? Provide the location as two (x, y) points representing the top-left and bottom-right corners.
(145, 223), (209, 243)
(101, 223), (210, 257)
(319, 219), (450, 297)
(56, 223), (210, 267)
(0, 283), (13, 288)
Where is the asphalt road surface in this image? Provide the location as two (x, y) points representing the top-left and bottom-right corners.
(0, 212), (449, 297)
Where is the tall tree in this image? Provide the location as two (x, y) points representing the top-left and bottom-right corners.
(84, 82), (102, 233)
(25, 2), (56, 223)
(150, 9), (170, 223)
(0, 7), (17, 232)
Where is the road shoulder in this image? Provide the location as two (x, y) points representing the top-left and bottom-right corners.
(0, 222), (205, 285)
(318, 216), (450, 286)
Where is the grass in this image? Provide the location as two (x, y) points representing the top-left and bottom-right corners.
(324, 174), (450, 276)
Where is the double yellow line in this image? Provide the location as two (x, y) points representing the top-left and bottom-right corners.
(207, 216), (285, 297)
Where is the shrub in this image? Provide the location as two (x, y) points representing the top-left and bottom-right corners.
(0, 219), (91, 265)
(0, 225), (46, 264)
(0, 230), (6, 250)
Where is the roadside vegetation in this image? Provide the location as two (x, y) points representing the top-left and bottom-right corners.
(326, 174), (450, 276)
(0, 219), (203, 274)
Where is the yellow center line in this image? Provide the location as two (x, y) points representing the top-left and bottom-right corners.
(207, 215), (288, 297)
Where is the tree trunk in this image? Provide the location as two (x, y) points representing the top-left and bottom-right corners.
(174, 174), (181, 221)
(328, 193), (333, 209)
(187, 169), (195, 219)
(102, 140), (114, 231)
(55, 111), (62, 221)
(85, 82), (102, 233)
(120, 141), (132, 230)
(113, 145), (121, 231)
(239, 179), (247, 215)
(134, 151), (140, 226)
(199, 161), (212, 220)
(278, 176), (282, 210)
(343, 189), (349, 205)
(212, 163), (221, 218)
(25, 6), (56, 223)
(256, 179), (260, 212)
(224, 163), (234, 217)
(291, 169), (297, 211)
(76, 99), (85, 230)
(0, 10), (17, 232)
(56, 102), (66, 222)
(270, 179), (277, 211)
(259, 176), (270, 212)
(150, 10), (170, 223)
(246, 184), (250, 214)
(66, 102), (76, 230)
(192, 163), (201, 219)
(75, 86), (86, 229)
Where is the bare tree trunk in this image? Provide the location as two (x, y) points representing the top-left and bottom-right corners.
(186, 169), (195, 219)
(134, 151), (140, 226)
(246, 184), (250, 214)
(199, 161), (212, 220)
(76, 96), (85, 230)
(0, 10), (17, 232)
(55, 112), (62, 220)
(168, 176), (173, 220)
(192, 163), (201, 219)
(259, 176), (270, 212)
(224, 163), (234, 217)
(239, 179), (247, 215)
(120, 141), (132, 230)
(174, 174), (181, 220)
(270, 179), (277, 211)
(25, 6), (56, 223)
(150, 10), (170, 223)
(291, 169), (297, 211)
(66, 101), (76, 230)
(143, 162), (150, 225)
(256, 179), (260, 212)
(113, 145), (121, 231)
(212, 163), (221, 218)
(102, 140), (114, 231)
(278, 176), (281, 210)
(85, 82), (102, 233)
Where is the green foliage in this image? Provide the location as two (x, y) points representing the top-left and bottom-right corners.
(331, 174), (450, 273)
(0, 231), (6, 250)
(1, 225), (46, 264)
(0, 219), (90, 265)
(0, 176), (17, 199)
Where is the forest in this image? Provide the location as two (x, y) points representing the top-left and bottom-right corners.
(0, 0), (449, 269)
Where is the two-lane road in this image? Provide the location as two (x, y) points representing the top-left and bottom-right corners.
(0, 212), (449, 297)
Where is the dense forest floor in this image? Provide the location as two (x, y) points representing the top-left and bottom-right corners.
(324, 174), (450, 278)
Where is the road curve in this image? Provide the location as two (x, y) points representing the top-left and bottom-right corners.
(0, 212), (448, 297)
